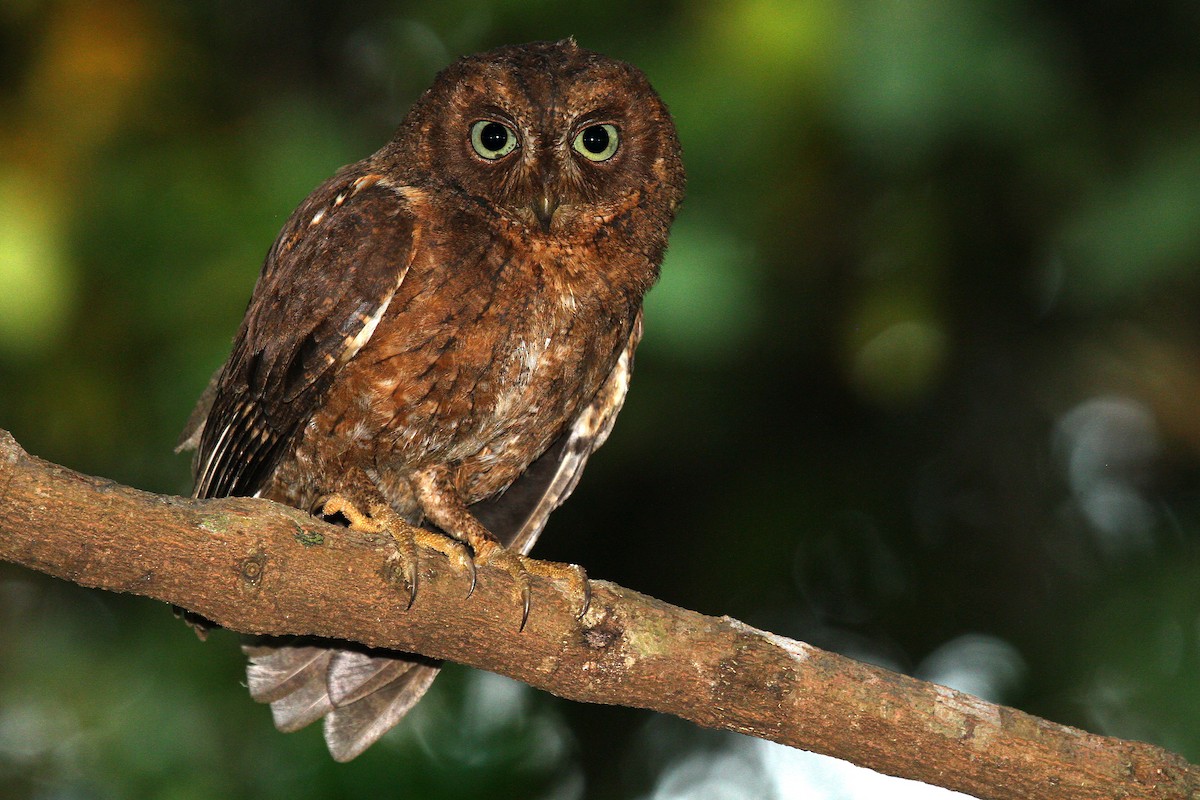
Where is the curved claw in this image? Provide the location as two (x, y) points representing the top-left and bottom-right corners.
(464, 553), (478, 599)
(322, 493), (425, 608)
(576, 574), (592, 620)
(400, 526), (420, 609)
(404, 558), (418, 610)
(518, 583), (532, 633)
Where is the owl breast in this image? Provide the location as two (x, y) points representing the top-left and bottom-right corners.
(270, 202), (640, 517)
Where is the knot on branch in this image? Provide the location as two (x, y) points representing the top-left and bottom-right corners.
(238, 552), (268, 588)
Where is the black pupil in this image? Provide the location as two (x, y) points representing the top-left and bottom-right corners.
(480, 122), (509, 152)
(581, 126), (610, 154)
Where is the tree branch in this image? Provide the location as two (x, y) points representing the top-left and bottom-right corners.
(0, 427), (1195, 799)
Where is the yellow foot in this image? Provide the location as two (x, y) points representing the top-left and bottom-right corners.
(407, 465), (590, 631)
(319, 493), (475, 606)
(472, 539), (591, 631)
(528, 558), (591, 624)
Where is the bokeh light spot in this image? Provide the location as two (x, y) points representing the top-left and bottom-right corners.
(0, 174), (75, 359)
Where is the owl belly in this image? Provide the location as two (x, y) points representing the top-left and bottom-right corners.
(450, 328), (615, 502)
(372, 308), (626, 505)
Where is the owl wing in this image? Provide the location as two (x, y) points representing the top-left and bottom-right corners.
(183, 170), (417, 500)
(471, 310), (644, 554)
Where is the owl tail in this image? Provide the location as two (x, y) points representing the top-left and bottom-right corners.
(243, 640), (441, 761)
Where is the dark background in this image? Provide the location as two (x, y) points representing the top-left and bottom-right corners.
(3, 2), (1200, 798)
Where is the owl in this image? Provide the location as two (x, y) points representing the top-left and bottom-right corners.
(178, 38), (685, 761)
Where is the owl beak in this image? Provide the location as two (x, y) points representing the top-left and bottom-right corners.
(533, 191), (560, 233)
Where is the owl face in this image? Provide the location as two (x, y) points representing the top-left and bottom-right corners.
(390, 40), (685, 238)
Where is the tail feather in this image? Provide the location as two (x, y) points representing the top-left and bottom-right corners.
(245, 644), (332, 703)
(324, 662), (442, 762)
(243, 638), (441, 760)
(327, 649), (418, 706)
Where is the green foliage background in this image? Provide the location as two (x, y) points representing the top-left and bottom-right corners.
(3, 2), (1200, 798)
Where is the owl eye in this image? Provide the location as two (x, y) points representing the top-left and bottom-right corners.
(572, 124), (620, 162)
(470, 120), (518, 160)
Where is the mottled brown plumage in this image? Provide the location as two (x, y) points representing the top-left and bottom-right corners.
(180, 39), (684, 760)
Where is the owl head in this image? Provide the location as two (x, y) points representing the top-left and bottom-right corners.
(380, 39), (685, 243)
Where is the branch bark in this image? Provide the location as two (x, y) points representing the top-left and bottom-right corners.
(0, 427), (1195, 799)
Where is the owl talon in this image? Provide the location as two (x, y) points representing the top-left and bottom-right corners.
(319, 493), (478, 604)
(520, 585), (532, 633)
(464, 555), (479, 599)
(381, 547), (418, 608)
(430, 532), (478, 597)
(525, 559), (591, 621)
(469, 541), (591, 629)
(577, 571), (592, 620)
(471, 539), (532, 631)
(401, 543), (419, 609)
(320, 494), (420, 604)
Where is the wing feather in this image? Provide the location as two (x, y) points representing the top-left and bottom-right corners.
(187, 170), (418, 500)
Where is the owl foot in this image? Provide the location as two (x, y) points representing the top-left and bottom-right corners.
(528, 558), (591, 623)
(471, 539), (591, 631)
(409, 466), (590, 629)
(470, 539), (532, 630)
(319, 493), (476, 606)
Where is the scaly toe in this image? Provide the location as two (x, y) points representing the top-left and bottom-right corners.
(361, 502), (422, 606)
(473, 540), (533, 631)
(382, 546), (418, 608)
(410, 524), (476, 599)
(319, 493), (382, 534)
(431, 533), (476, 598)
(317, 495), (422, 605)
(317, 495), (479, 606)
(525, 559), (591, 621)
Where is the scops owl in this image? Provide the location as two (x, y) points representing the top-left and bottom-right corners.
(178, 39), (685, 761)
